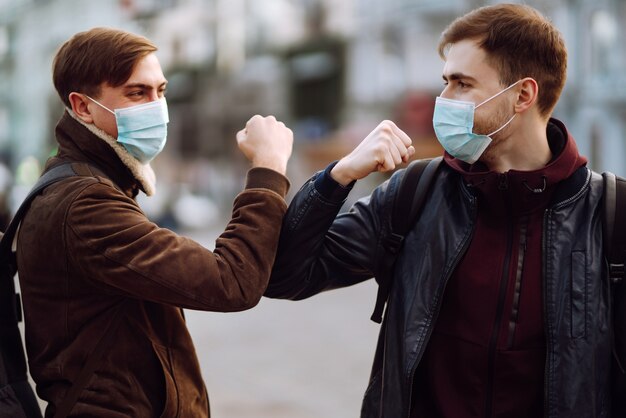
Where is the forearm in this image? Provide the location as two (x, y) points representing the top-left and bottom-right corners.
(66, 170), (291, 312)
(266, 163), (376, 299)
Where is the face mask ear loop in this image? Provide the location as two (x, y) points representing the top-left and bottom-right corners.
(476, 80), (522, 109)
(487, 113), (516, 137)
(85, 95), (115, 115)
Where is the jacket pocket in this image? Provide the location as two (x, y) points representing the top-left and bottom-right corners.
(570, 251), (587, 339)
(152, 343), (180, 418)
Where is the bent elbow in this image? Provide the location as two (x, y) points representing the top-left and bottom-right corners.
(236, 290), (264, 311)
(219, 285), (265, 312)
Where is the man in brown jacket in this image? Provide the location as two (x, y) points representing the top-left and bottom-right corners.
(16, 27), (292, 417)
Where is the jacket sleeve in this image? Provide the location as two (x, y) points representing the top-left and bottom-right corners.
(65, 167), (289, 312)
(265, 162), (399, 300)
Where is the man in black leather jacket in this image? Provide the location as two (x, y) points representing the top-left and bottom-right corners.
(266, 4), (625, 418)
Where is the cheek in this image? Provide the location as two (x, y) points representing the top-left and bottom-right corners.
(93, 112), (119, 138)
(472, 110), (493, 134)
(473, 106), (510, 134)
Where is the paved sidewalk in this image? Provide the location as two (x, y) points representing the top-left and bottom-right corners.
(185, 226), (381, 418)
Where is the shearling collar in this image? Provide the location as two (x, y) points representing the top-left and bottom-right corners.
(51, 109), (156, 197)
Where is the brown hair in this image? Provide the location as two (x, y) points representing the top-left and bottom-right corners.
(53, 27), (157, 108)
(438, 4), (567, 117)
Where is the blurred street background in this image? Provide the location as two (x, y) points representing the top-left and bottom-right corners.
(1, 0), (625, 416)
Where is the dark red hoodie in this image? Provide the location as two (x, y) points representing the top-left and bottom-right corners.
(411, 119), (587, 417)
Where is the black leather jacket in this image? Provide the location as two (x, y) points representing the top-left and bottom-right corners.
(266, 161), (625, 417)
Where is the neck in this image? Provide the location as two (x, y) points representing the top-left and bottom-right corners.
(481, 118), (552, 173)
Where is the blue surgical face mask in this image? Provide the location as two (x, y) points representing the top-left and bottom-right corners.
(86, 96), (169, 164)
(432, 81), (520, 164)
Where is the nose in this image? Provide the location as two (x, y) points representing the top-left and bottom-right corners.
(148, 90), (160, 102)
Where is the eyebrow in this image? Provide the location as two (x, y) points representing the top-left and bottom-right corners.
(123, 81), (168, 90)
(442, 73), (478, 83)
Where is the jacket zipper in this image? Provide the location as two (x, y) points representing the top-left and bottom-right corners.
(404, 193), (478, 418)
(507, 216), (529, 348)
(485, 188), (515, 418)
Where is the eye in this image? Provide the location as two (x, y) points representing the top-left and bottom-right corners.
(128, 90), (144, 97)
(458, 81), (469, 88)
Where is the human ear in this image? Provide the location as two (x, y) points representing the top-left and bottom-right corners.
(68, 92), (94, 124)
(514, 78), (539, 114)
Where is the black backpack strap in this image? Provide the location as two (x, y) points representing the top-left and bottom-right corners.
(603, 172), (626, 381)
(603, 172), (626, 283)
(0, 162), (114, 262)
(0, 163), (78, 326)
(0, 163), (78, 258)
(371, 157), (443, 323)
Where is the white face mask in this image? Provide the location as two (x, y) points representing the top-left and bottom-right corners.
(87, 96), (169, 164)
(432, 80), (520, 163)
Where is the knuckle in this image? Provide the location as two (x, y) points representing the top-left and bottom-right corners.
(380, 119), (395, 130)
(379, 124), (393, 136)
(247, 114), (261, 125)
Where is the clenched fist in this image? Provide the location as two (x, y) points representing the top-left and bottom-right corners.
(236, 115), (293, 175)
(331, 120), (415, 186)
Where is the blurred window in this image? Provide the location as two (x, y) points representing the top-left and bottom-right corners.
(119, 0), (177, 18)
(0, 106), (7, 144)
(0, 26), (8, 59)
(589, 8), (618, 79)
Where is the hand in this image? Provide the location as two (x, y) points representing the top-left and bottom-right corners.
(330, 120), (415, 186)
(236, 115), (293, 175)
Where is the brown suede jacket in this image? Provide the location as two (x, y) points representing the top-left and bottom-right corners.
(16, 111), (289, 417)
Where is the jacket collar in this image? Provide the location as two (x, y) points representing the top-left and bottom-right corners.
(444, 118), (588, 213)
(49, 110), (156, 197)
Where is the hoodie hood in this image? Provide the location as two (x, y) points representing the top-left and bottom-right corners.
(444, 118), (587, 213)
(48, 109), (157, 197)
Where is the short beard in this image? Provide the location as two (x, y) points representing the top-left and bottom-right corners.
(474, 106), (514, 166)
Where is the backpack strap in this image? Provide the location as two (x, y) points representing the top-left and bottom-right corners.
(603, 172), (626, 379)
(0, 162), (121, 418)
(602, 172), (626, 283)
(0, 161), (116, 262)
(0, 162), (79, 418)
(0, 163), (79, 325)
(371, 156), (443, 323)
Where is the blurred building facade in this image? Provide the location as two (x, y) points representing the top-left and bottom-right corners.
(0, 0), (624, 191)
